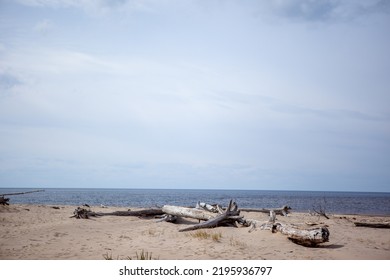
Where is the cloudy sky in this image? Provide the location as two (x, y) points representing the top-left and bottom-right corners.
(0, 0), (389, 191)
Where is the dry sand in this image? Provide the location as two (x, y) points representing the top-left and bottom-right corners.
(0, 204), (389, 260)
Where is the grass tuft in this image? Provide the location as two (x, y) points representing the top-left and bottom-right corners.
(188, 230), (222, 242)
(103, 249), (157, 260)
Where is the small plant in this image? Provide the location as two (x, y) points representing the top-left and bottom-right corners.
(211, 232), (222, 242)
(103, 252), (114, 260)
(103, 250), (157, 260)
(127, 250), (155, 260)
(229, 237), (247, 248)
(188, 230), (222, 242)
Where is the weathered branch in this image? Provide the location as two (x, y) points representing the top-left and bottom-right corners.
(70, 207), (164, 219)
(155, 214), (177, 223)
(162, 205), (217, 221)
(179, 200), (241, 232)
(354, 222), (390, 228)
(240, 206), (291, 216)
(98, 208), (164, 217)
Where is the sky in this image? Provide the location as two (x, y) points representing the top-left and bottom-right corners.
(0, 0), (389, 192)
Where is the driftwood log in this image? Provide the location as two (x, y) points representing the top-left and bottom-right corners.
(354, 222), (390, 228)
(162, 205), (217, 221)
(71, 207), (96, 219)
(70, 207), (164, 219)
(272, 223), (330, 246)
(240, 211), (329, 246)
(240, 206), (291, 216)
(0, 197), (10, 205)
(98, 208), (164, 217)
(179, 200), (242, 232)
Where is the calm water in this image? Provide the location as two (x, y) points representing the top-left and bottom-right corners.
(1, 188), (389, 215)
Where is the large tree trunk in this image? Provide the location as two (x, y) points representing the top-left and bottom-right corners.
(273, 223), (330, 246)
(239, 211), (329, 246)
(162, 205), (217, 221)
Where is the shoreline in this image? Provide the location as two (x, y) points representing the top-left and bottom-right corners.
(1, 204), (389, 260)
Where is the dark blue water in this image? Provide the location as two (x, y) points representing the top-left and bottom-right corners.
(1, 188), (389, 215)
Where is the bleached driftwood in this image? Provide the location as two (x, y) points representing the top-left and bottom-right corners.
(240, 206), (291, 216)
(239, 210), (329, 246)
(179, 200), (241, 232)
(272, 223), (330, 246)
(196, 202), (223, 213)
(155, 214), (177, 223)
(162, 205), (217, 221)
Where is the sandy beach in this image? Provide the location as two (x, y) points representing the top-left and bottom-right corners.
(0, 204), (389, 260)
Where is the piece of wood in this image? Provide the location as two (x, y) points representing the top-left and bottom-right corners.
(162, 205), (217, 221)
(155, 214), (177, 223)
(98, 208), (164, 217)
(0, 196), (10, 205)
(70, 207), (96, 219)
(238, 210), (329, 246)
(196, 202), (221, 213)
(70, 207), (164, 219)
(240, 206), (291, 216)
(354, 222), (390, 228)
(178, 200), (241, 232)
(273, 223), (330, 246)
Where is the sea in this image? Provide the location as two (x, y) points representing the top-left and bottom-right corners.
(1, 188), (390, 215)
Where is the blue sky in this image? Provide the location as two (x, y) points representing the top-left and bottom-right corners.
(0, 0), (389, 191)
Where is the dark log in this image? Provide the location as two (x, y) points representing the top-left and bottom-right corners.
(0, 196), (10, 205)
(354, 222), (390, 228)
(70, 207), (164, 219)
(179, 200), (241, 232)
(98, 208), (164, 217)
(70, 207), (96, 219)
